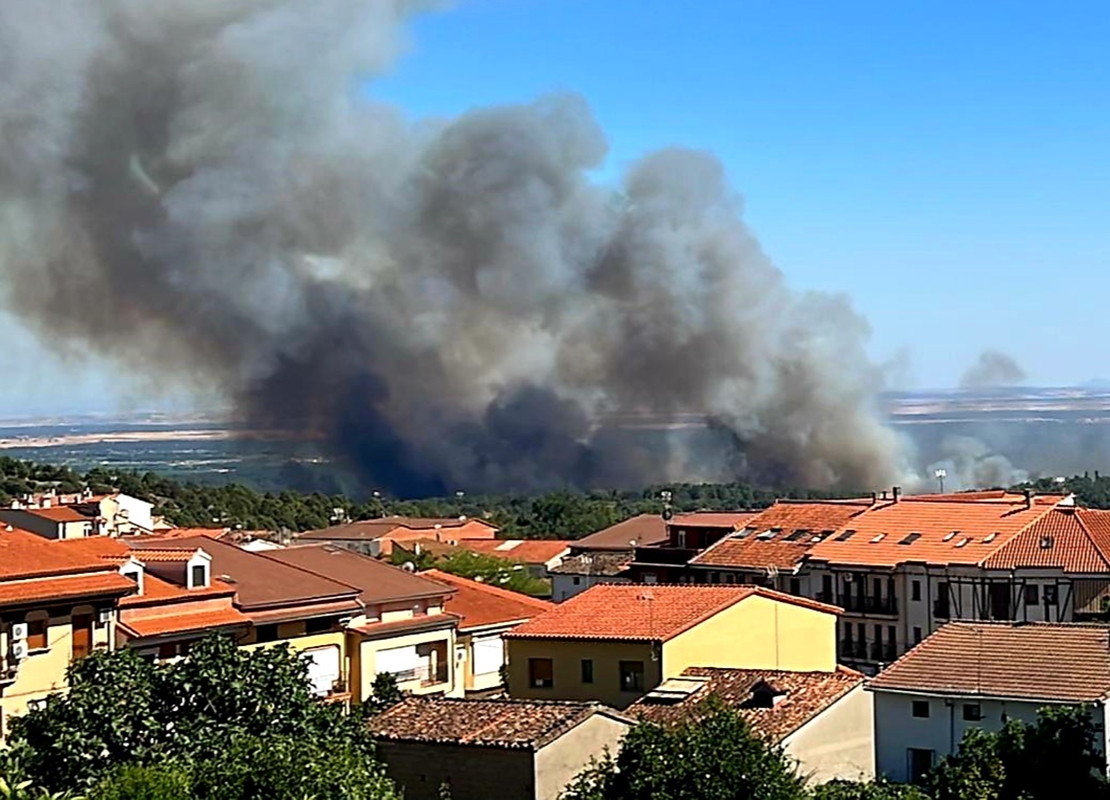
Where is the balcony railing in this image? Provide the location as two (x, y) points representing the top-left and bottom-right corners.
(631, 546), (700, 566)
(870, 640), (898, 663)
(839, 640), (868, 660)
(837, 594), (898, 616)
(816, 591), (835, 604)
(840, 640), (897, 663)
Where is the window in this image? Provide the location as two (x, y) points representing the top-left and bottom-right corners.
(619, 660), (645, 692)
(254, 624), (278, 643)
(912, 580), (922, 602)
(913, 626), (923, 645)
(963, 703), (983, 721)
(822, 575), (833, 596)
(899, 532), (922, 545)
(907, 748), (935, 784)
(529, 658), (554, 689)
(572, 576), (581, 586)
(71, 613), (93, 661)
(642, 573), (658, 585)
(1044, 585), (1059, 606)
(27, 618), (48, 650)
(912, 700), (931, 718)
(581, 659), (594, 684)
(158, 642), (179, 660)
(789, 578), (801, 596)
(1025, 584), (1039, 605)
(189, 563), (207, 588)
(305, 617), (333, 635)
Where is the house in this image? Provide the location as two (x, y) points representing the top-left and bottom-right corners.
(57, 537), (250, 660)
(453, 539), (572, 580)
(868, 621), (1110, 783)
(7, 490), (156, 536)
(627, 666), (874, 784)
(129, 536), (362, 702)
(626, 511), (759, 584)
(367, 696), (631, 800)
(0, 527), (136, 737)
(299, 516), (499, 558)
(548, 515), (664, 603)
(260, 545), (461, 701)
(504, 584), (841, 708)
(550, 552), (633, 603)
(0, 506), (98, 540)
(420, 569), (554, 694)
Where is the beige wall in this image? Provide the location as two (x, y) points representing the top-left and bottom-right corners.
(506, 638), (660, 708)
(0, 604), (114, 737)
(358, 626), (459, 700)
(782, 684), (875, 784)
(664, 595), (838, 676)
(534, 713), (629, 800)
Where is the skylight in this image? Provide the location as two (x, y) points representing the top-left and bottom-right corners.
(942, 531), (958, 542)
(756, 530), (776, 540)
(983, 532), (997, 543)
(784, 529), (809, 542)
(898, 532), (922, 545)
(870, 533), (886, 543)
(835, 530), (856, 542)
(955, 537), (970, 548)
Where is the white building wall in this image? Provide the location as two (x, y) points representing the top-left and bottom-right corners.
(783, 683), (875, 784)
(872, 690), (1095, 783)
(551, 574), (629, 603)
(116, 494), (155, 533)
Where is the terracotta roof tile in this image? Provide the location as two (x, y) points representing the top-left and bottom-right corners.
(572, 515), (669, 551)
(868, 622), (1110, 702)
(805, 494), (1062, 568)
(0, 528), (115, 580)
(627, 666), (864, 740)
(23, 506), (94, 523)
(549, 551), (633, 577)
(982, 509), (1110, 573)
(120, 607), (250, 638)
(0, 571), (136, 606)
(130, 548), (200, 563)
(368, 696), (627, 749)
(454, 539), (571, 564)
(156, 527), (230, 540)
(300, 516), (497, 542)
(671, 512), (761, 529)
(118, 573), (236, 607)
(420, 569), (553, 630)
(504, 584), (838, 642)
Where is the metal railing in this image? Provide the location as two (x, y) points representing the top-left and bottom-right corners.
(837, 594), (899, 615)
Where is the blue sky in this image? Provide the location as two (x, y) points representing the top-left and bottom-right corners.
(4, 0), (1109, 415)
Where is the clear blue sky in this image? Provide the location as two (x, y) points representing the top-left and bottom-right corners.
(5, 0), (1109, 415)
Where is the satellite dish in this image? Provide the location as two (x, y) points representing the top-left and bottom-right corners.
(401, 562), (416, 572)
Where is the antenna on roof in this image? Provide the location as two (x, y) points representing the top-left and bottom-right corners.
(934, 469), (947, 494)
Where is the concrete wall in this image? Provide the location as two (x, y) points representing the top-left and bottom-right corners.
(664, 594), (838, 676)
(783, 683), (875, 784)
(506, 638), (659, 708)
(535, 713), (629, 800)
(871, 690), (1083, 782)
(376, 740), (535, 800)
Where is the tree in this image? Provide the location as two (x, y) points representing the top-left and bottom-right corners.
(9, 634), (398, 799)
(927, 705), (1110, 800)
(813, 779), (930, 799)
(434, 550), (550, 596)
(360, 672), (404, 718)
(561, 702), (808, 800)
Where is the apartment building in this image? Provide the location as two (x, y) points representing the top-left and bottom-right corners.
(625, 511), (758, 584)
(299, 516), (498, 558)
(6, 490), (157, 537)
(0, 527), (135, 737)
(548, 514), (664, 602)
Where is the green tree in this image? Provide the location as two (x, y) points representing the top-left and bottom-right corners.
(360, 672), (404, 718)
(9, 634), (397, 798)
(813, 779), (930, 799)
(561, 702), (808, 800)
(435, 550), (550, 596)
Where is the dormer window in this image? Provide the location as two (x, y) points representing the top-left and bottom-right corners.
(186, 550), (212, 589)
(119, 558), (144, 595)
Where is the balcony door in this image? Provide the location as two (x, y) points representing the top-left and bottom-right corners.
(71, 613), (93, 661)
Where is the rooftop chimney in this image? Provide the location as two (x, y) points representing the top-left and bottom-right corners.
(1023, 488), (1034, 509)
(892, 486), (902, 503)
(870, 491), (878, 506)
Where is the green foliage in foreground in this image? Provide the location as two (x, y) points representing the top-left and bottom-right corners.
(3, 635), (398, 800)
(390, 547), (551, 596)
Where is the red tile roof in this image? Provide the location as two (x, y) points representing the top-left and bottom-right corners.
(549, 551), (633, 577)
(300, 516), (497, 542)
(118, 573), (236, 607)
(868, 622), (1110, 702)
(368, 696), (628, 749)
(804, 493), (1062, 568)
(120, 607), (249, 639)
(504, 584), (839, 642)
(155, 527), (230, 540)
(982, 508), (1110, 573)
(0, 528), (116, 580)
(0, 571), (136, 606)
(24, 506), (94, 523)
(421, 569), (553, 630)
(627, 666), (864, 740)
(571, 515), (668, 551)
(671, 511), (760, 529)
(454, 539), (571, 565)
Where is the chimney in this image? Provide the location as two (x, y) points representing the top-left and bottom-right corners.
(892, 486), (901, 503)
(1023, 488), (1033, 509)
(870, 491), (878, 506)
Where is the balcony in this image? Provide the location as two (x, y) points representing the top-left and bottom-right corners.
(870, 640), (898, 663)
(838, 594), (899, 616)
(839, 640), (868, 660)
(389, 663), (449, 687)
(933, 600), (951, 619)
(816, 591), (835, 604)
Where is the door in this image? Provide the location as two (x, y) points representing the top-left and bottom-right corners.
(989, 583), (1012, 621)
(71, 613), (93, 661)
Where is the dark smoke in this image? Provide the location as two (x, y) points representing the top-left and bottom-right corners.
(0, 0), (910, 496)
(960, 350), (1027, 389)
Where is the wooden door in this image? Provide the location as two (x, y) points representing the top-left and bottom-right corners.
(71, 613), (93, 661)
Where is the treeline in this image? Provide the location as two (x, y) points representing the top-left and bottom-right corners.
(5, 455), (1110, 538)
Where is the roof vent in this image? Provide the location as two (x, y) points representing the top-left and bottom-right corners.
(1040, 535), (1054, 550)
(870, 533), (886, 544)
(983, 532), (997, 543)
(942, 531), (958, 542)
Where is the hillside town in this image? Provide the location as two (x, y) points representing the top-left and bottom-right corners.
(0, 484), (1108, 797)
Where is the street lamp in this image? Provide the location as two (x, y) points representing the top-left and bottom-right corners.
(934, 468), (947, 494)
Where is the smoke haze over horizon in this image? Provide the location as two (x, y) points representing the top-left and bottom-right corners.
(0, 1), (1037, 497)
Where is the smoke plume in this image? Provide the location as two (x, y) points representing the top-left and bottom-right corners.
(960, 350), (1027, 389)
(0, 0), (909, 496)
